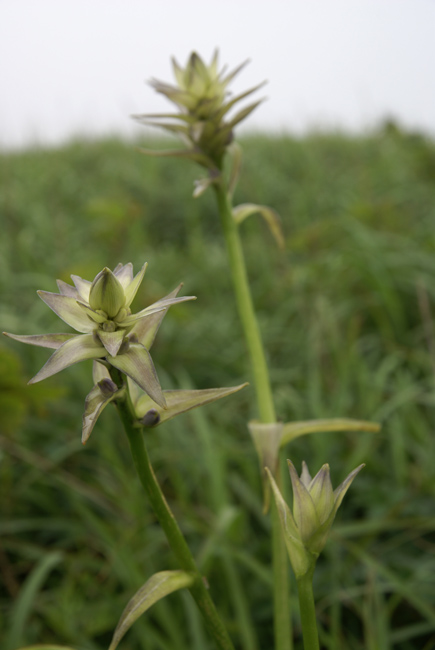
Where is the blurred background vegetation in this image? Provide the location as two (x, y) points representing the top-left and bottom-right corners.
(1, 125), (435, 650)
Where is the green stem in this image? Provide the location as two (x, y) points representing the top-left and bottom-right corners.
(213, 182), (276, 424)
(213, 181), (292, 650)
(297, 570), (320, 650)
(116, 393), (235, 650)
(272, 494), (292, 650)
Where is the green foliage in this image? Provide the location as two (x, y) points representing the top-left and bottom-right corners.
(1, 126), (435, 649)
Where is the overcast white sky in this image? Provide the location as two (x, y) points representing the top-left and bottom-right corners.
(1, 0), (434, 149)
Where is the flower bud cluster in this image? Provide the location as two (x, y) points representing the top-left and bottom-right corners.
(267, 461), (364, 578)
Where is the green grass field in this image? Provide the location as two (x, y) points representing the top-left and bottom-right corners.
(1, 125), (435, 649)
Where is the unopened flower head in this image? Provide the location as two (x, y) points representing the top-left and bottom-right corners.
(267, 461), (364, 578)
(168, 51), (228, 119)
(134, 50), (265, 169)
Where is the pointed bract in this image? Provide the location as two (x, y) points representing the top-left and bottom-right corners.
(121, 295), (196, 326)
(265, 468), (312, 579)
(71, 274), (91, 302)
(108, 343), (166, 409)
(288, 461), (320, 543)
(300, 461), (312, 488)
(82, 380), (121, 444)
(130, 284), (182, 349)
(124, 263), (147, 308)
(28, 334), (106, 384)
(308, 464), (334, 525)
(3, 332), (76, 350)
(57, 279), (80, 298)
(97, 329), (126, 357)
(114, 262), (134, 289)
(37, 291), (95, 333)
(133, 384), (248, 428)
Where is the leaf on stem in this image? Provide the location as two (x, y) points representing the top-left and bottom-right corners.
(248, 421), (284, 513)
(280, 418), (380, 447)
(227, 143), (242, 197)
(193, 176), (217, 198)
(233, 203), (285, 250)
(108, 570), (195, 650)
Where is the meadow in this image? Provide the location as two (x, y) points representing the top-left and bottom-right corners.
(1, 125), (435, 649)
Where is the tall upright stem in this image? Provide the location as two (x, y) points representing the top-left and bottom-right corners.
(297, 570), (320, 650)
(116, 394), (235, 650)
(213, 182), (275, 424)
(213, 181), (292, 650)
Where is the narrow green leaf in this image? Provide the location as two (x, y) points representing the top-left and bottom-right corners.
(5, 552), (63, 650)
(108, 570), (195, 650)
(15, 646), (78, 650)
(233, 203), (285, 249)
(281, 418), (380, 447)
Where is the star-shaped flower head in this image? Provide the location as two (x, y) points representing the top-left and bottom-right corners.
(134, 50), (266, 170)
(4, 263), (195, 409)
(266, 461), (364, 578)
(4, 263), (248, 444)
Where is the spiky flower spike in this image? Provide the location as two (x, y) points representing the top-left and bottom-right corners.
(266, 461), (364, 578)
(134, 50), (265, 170)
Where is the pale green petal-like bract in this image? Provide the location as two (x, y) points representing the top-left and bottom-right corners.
(37, 291), (94, 333)
(108, 344), (166, 408)
(28, 334), (106, 384)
